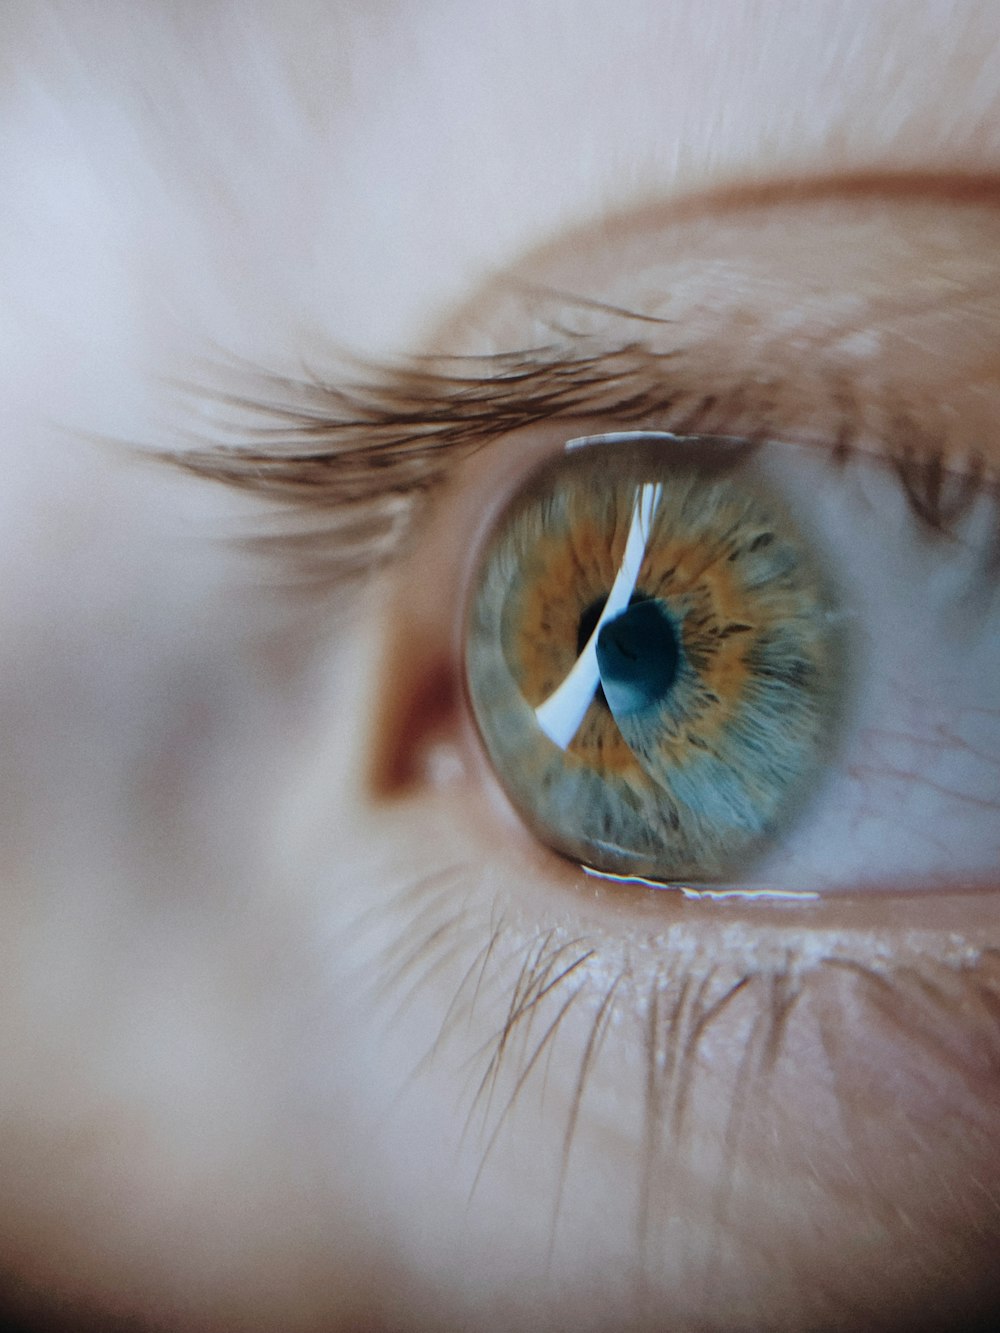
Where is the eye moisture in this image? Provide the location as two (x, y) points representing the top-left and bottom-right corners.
(464, 433), (841, 884)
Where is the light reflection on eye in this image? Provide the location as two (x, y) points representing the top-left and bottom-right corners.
(463, 429), (1000, 893)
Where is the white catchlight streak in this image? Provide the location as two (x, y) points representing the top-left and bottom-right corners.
(534, 482), (663, 750)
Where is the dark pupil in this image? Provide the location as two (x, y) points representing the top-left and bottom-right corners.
(576, 594), (680, 716)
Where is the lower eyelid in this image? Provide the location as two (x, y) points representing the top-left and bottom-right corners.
(344, 798), (1000, 1322)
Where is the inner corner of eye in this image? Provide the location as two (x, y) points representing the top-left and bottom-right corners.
(366, 634), (468, 802)
(462, 431), (846, 891)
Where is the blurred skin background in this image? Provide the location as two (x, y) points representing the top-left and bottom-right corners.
(3, 1), (1000, 1329)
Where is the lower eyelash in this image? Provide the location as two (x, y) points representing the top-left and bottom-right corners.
(357, 859), (1000, 1278)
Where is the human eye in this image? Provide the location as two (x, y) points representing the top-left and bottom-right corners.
(459, 426), (994, 894)
(161, 180), (1000, 1331)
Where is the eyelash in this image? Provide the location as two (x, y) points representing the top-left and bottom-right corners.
(363, 846), (1000, 1262)
(164, 333), (1000, 593)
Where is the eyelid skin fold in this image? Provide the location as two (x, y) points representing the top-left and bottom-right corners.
(170, 181), (1000, 597)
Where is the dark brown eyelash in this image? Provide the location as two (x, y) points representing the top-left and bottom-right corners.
(891, 419), (987, 537)
(156, 330), (999, 592)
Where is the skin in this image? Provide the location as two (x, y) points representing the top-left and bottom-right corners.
(2, 2), (1000, 1329)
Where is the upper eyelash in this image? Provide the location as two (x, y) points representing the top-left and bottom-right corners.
(157, 330), (1000, 589)
(891, 421), (988, 536)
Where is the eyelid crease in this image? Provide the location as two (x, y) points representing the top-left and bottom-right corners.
(159, 319), (1000, 590)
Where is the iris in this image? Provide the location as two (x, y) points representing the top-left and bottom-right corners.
(464, 434), (839, 883)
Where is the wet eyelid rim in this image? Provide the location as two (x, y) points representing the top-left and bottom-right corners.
(565, 430), (676, 450)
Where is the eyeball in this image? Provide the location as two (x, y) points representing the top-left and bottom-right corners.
(463, 433), (842, 884)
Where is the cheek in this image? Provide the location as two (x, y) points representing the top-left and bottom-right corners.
(0, 446), (384, 1326)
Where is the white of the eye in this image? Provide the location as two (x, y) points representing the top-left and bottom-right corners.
(745, 440), (1000, 890)
(534, 481), (663, 750)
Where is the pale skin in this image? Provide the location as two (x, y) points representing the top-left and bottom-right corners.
(3, 3), (1000, 1330)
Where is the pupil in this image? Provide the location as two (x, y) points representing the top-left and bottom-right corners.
(576, 594), (680, 717)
